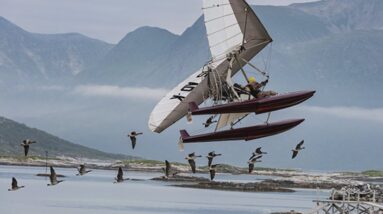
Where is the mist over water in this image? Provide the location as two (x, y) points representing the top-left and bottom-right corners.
(1, 87), (382, 171)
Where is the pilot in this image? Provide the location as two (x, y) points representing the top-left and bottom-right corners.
(235, 76), (277, 99)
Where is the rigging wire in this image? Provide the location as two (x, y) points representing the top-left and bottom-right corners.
(241, 7), (249, 47)
(263, 42), (273, 76)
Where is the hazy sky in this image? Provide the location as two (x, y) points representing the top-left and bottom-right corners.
(0, 0), (318, 43)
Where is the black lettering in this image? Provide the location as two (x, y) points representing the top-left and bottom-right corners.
(197, 72), (208, 78)
(181, 82), (198, 92)
(171, 94), (185, 102)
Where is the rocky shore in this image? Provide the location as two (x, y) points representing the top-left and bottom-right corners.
(151, 174), (294, 193)
(151, 175), (349, 193)
(260, 179), (346, 190)
(151, 174), (210, 182)
(1, 156), (382, 194)
(173, 181), (295, 193)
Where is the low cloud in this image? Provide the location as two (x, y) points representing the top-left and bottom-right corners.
(39, 85), (68, 91)
(15, 84), (68, 92)
(299, 106), (383, 123)
(72, 85), (168, 100)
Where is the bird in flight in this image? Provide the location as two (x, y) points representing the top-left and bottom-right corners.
(185, 152), (202, 173)
(249, 147), (267, 160)
(127, 131), (143, 149)
(8, 177), (25, 191)
(48, 166), (64, 186)
(292, 140), (305, 159)
(206, 151), (222, 167)
(76, 164), (92, 176)
(20, 139), (37, 157)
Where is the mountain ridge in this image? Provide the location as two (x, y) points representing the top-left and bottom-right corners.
(0, 16), (113, 84)
(291, 0), (383, 33)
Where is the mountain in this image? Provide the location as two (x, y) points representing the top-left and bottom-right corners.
(0, 17), (113, 85)
(291, 0), (383, 33)
(0, 116), (133, 160)
(80, 17), (210, 86)
(80, 6), (331, 88)
(268, 29), (383, 106)
(254, 5), (330, 44)
(79, 26), (179, 84)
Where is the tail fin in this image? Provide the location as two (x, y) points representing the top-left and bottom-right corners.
(179, 130), (190, 140)
(188, 102), (199, 112)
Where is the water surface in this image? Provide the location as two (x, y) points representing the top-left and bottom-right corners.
(0, 165), (328, 214)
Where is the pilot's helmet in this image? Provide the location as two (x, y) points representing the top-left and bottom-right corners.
(248, 76), (256, 83)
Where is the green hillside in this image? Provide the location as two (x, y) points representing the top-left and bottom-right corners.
(0, 116), (135, 160)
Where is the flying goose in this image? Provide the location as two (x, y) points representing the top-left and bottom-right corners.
(162, 160), (171, 178)
(114, 167), (128, 183)
(48, 166), (64, 186)
(292, 140), (305, 159)
(8, 177), (25, 191)
(249, 147), (267, 160)
(127, 131), (143, 149)
(206, 151), (222, 167)
(248, 155), (262, 174)
(185, 152), (202, 173)
(209, 164), (219, 181)
(76, 164), (92, 176)
(203, 116), (217, 128)
(20, 139), (37, 157)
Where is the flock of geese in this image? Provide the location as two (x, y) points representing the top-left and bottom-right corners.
(7, 131), (306, 191)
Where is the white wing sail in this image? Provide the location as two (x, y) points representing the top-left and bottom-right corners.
(149, 0), (272, 133)
(203, 0), (244, 67)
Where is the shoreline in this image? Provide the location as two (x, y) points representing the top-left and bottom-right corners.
(1, 156), (382, 193)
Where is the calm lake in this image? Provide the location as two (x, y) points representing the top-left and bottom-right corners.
(0, 165), (328, 214)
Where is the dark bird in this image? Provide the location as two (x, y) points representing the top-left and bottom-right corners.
(249, 147), (267, 160)
(48, 166), (64, 186)
(206, 151), (222, 167)
(292, 140), (305, 159)
(20, 139), (37, 157)
(127, 131), (143, 149)
(76, 164), (92, 176)
(162, 160), (171, 178)
(8, 177), (25, 191)
(114, 167), (128, 183)
(203, 116), (217, 128)
(185, 152), (202, 173)
(209, 164), (219, 181)
(248, 155), (262, 174)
